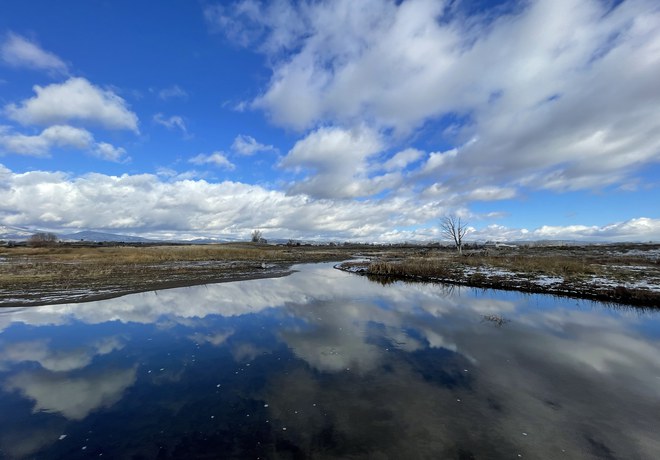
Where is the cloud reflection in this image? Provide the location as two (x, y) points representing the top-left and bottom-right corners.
(5, 366), (137, 420)
(0, 264), (659, 458)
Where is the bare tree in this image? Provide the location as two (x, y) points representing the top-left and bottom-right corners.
(28, 232), (58, 247)
(251, 229), (263, 243)
(440, 216), (469, 254)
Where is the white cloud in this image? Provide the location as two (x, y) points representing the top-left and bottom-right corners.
(93, 142), (129, 163)
(468, 217), (660, 242)
(158, 84), (188, 100)
(214, 0), (660, 197)
(465, 186), (517, 202)
(5, 77), (139, 132)
(280, 125), (392, 199)
(0, 125), (93, 156)
(0, 164), (657, 242)
(382, 148), (423, 172)
(0, 125), (128, 162)
(0, 164), (438, 239)
(153, 113), (188, 135)
(0, 32), (68, 74)
(189, 152), (235, 170)
(231, 134), (277, 155)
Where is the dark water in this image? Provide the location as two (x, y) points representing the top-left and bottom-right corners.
(1, 263), (659, 459)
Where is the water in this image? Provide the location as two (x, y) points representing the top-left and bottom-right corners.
(0, 263), (659, 459)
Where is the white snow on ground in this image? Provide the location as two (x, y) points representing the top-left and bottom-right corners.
(534, 276), (564, 286)
(462, 267), (518, 278)
(335, 263), (370, 273)
(626, 280), (660, 293)
(588, 275), (660, 293)
(610, 249), (660, 261)
(466, 266), (659, 293)
(608, 265), (650, 271)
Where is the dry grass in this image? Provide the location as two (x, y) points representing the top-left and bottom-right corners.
(0, 243), (376, 306)
(368, 258), (454, 278)
(2, 244), (298, 264)
(2, 242), (659, 307)
(462, 254), (603, 279)
(355, 245), (660, 307)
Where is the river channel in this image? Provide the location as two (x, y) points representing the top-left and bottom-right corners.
(0, 263), (659, 459)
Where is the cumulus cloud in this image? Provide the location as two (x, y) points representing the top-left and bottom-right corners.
(231, 134), (277, 155)
(212, 0), (660, 197)
(0, 32), (68, 74)
(382, 148), (423, 172)
(188, 152), (235, 170)
(469, 217), (660, 242)
(0, 125), (93, 156)
(0, 164), (657, 242)
(0, 164), (438, 239)
(0, 125), (129, 162)
(5, 77), (139, 132)
(153, 113), (188, 136)
(280, 125), (397, 199)
(93, 142), (129, 163)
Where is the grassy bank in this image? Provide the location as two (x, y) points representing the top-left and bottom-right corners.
(0, 243), (382, 307)
(3, 242), (659, 308)
(340, 244), (660, 308)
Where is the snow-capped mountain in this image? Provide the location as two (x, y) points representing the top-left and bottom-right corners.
(0, 225), (38, 241)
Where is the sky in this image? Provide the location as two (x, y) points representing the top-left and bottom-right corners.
(0, 0), (659, 243)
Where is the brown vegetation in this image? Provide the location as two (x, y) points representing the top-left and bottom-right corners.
(3, 242), (659, 308)
(342, 244), (660, 308)
(0, 243), (382, 307)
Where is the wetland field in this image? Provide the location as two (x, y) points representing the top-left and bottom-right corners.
(1, 242), (659, 308)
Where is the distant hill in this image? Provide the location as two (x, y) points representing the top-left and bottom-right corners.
(61, 231), (152, 243)
(0, 224), (39, 241)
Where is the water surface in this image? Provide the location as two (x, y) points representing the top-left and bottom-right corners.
(1, 263), (659, 459)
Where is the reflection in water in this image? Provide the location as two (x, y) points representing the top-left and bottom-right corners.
(5, 366), (137, 420)
(0, 263), (659, 459)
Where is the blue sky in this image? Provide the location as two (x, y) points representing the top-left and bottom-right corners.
(1, 0), (659, 242)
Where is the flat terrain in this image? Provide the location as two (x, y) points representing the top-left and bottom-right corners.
(0, 243), (382, 307)
(338, 243), (660, 308)
(1, 242), (659, 307)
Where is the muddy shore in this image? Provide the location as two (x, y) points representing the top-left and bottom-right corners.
(336, 244), (660, 308)
(0, 243), (378, 307)
(2, 242), (659, 308)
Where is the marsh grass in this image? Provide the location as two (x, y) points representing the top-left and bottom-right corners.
(462, 255), (603, 279)
(358, 248), (660, 307)
(368, 258), (454, 278)
(0, 243), (365, 303)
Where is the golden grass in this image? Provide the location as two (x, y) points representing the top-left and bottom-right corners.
(0, 243), (373, 297)
(368, 258), (454, 278)
(0, 243), (343, 265)
(462, 254), (603, 278)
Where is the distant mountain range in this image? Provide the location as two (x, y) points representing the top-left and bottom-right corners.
(0, 224), (36, 241)
(61, 231), (152, 243)
(0, 225), (152, 243)
(0, 225), (249, 244)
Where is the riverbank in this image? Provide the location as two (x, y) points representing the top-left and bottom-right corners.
(2, 242), (659, 308)
(0, 243), (383, 307)
(336, 244), (660, 308)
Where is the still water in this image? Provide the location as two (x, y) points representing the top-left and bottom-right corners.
(0, 263), (659, 459)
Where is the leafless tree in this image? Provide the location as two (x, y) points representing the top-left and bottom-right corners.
(251, 229), (263, 243)
(440, 216), (469, 254)
(28, 232), (58, 247)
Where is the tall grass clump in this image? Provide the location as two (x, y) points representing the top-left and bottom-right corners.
(368, 258), (453, 278)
